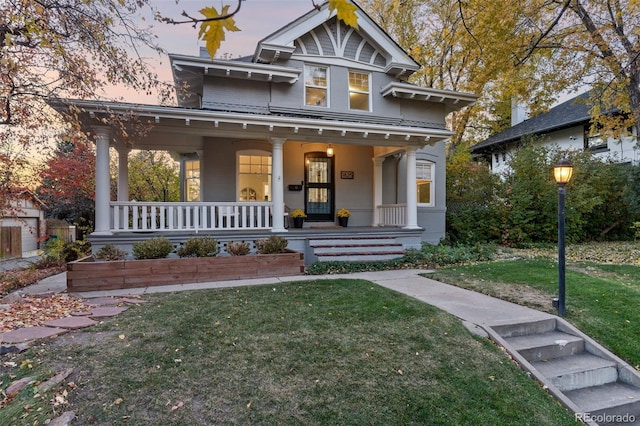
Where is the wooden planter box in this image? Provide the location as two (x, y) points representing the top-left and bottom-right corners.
(67, 251), (304, 292)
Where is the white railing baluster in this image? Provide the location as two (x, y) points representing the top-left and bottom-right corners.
(132, 206), (139, 231)
(108, 202), (274, 233)
(377, 204), (407, 227)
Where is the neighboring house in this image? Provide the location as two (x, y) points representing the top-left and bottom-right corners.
(471, 92), (639, 175)
(50, 1), (477, 259)
(0, 189), (46, 258)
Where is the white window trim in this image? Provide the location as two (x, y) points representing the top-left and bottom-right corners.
(416, 160), (435, 207)
(236, 150), (272, 202)
(183, 158), (201, 202)
(348, 70), (371, 112)
(304, 64), (329, 108)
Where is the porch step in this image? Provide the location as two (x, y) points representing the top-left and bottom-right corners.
(491, 318), (640, 424)
(308, 236), (405, 262)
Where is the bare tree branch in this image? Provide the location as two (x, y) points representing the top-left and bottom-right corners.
(161, 0), (243, 27)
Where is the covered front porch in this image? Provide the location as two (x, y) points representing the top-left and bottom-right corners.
(77, 101), (450, 250)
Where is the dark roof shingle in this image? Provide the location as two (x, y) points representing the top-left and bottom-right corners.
(471, 92), (591, 152)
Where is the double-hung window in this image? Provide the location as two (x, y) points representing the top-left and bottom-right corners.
(416, 160), (435, 206)
(348, 70), (370, 111)
(184, 160), (201, 202)
(238, 152), (272, 202)
(304, 65), (328, 107)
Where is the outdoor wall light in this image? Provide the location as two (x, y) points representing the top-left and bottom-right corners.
(326, 144), (334, 157)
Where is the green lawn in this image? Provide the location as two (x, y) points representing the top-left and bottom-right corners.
(1, 279), (576, 425)
(429, 259), (640, 368)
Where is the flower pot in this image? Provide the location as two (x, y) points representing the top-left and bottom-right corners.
(293, 217), (304, 228)
(338, 216), (349, 227)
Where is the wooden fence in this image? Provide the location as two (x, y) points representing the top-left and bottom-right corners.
(0, 226), (22, 259)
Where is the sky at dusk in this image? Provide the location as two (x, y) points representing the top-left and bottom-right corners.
(118, 0), (316, 103)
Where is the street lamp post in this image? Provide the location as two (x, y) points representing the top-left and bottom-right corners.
(553, 157), (574, 316)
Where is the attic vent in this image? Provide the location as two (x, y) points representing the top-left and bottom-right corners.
(326, 18), (339, 41)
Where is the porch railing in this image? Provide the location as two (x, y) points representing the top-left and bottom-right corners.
(377, 204), (406, 226)
(110, 202), (273, 232)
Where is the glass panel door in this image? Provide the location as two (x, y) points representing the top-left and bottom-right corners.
(305, 152), (334, 221)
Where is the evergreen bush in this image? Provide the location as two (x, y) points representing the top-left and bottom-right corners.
(132, 237), (174, 260)
(226, 241), (251, 256)
(95, 244), (127, 261)
(176, 237), (219, 258)
(255, 235), (288, 254)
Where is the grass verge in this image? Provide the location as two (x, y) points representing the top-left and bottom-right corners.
(428, 259), (640, 369)
(2, 279), (576, 425)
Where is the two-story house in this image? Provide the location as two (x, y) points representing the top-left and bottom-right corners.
(471, 92), (639, 174)
(51, 1), (477, 262)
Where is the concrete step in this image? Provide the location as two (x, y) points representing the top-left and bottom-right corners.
(315, 253), (406, 262)
(308, 236), (399, 246)
(565, 382), (640, 424)
(312, 244), (404, 255)
(308, 236), (405, 262)
(532, 353), (618, 392)
(504, 330), (584, 362)
(492, 318), (557, 338)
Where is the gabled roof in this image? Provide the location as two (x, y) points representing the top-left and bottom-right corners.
(5, 188), (46, 208)
(254, 1), (419, 78)
(471, 92), (591, 153)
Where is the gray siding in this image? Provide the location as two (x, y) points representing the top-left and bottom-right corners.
(202, 77), (270, 112)
(201, 138), (237, 201)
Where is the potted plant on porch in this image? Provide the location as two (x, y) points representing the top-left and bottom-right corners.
(337, 208), (351, 227)
(290, 209), (307, 228)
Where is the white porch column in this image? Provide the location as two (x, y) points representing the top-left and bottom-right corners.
(372, 156), (384, 226)
(93, 127), (112, 235)
(117, 146), (130, 201)
(404, 146), (420, 229)
(270, 137), (287, 232)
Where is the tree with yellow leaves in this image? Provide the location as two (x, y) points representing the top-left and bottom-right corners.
(361, 0), (640, 154)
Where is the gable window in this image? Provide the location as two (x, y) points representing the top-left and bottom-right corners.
(348, 71), (370, 111)
(416, 160), (434, 206)
(238, 152), (272, 201)
(304, 65), (328, 107)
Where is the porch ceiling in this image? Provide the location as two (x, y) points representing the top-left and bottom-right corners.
(57, 99), (455, 151)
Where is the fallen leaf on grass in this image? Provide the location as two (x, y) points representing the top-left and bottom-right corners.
(171, 401), (184, 411)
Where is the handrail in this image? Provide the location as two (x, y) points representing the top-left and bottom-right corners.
(377, 204), (406, 226)
(110, 201), (273, 232)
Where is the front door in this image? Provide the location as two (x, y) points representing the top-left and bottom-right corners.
(304, 152), (334, 221)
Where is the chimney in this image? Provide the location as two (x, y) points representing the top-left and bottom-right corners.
(511, 97), (528, 126)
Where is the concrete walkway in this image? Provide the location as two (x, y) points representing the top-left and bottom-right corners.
(3, 268), (555, 345)
(52, 268), (554, 329)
